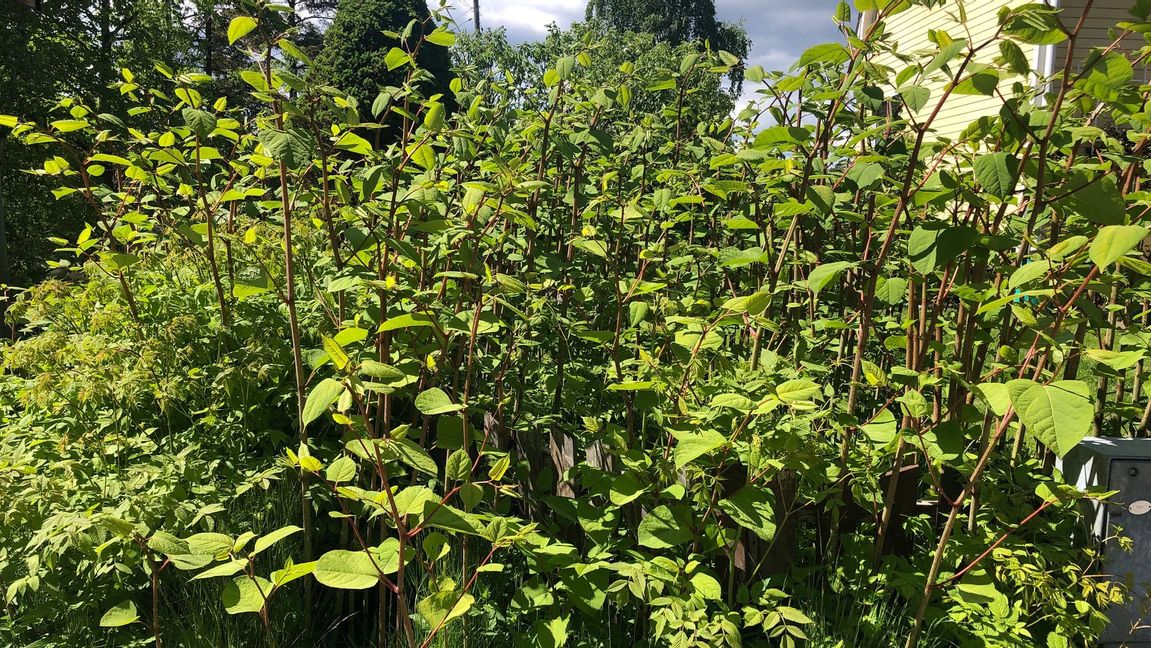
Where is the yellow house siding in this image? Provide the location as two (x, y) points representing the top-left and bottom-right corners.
(873, 0), (1035, 139)
(874, 0), (1146, 138)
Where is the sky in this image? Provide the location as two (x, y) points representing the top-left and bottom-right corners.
(443, 0), (845, 111)
(443, 0), (846, 66)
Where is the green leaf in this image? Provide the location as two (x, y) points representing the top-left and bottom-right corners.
(253, 526), (302, 556)
(222, 576), (271, 614)
(1002, 4), (1069, 45)
(718, 486), (777, 541)
(609, 472), (645, 506)
(1015, 380), (1093, 458)
(259, 128), (313, 169)
(185, 532), (234, 557)
(386, 439), (439, 476)
(796, 43), (849, 68)
(323, 336), (349, 371)
(556, 56), (576, 80)
(417, 590), (475, 628)
(313, 550), (380, 589)
(385, 47), (411, 71)
(899, 85), (930, 113)
(862, 407), (898, 444)
(1090, 225), (1148, 269)
(690, 572), (722, 600)
(974, 152), (1019, 200)
(775, 379), (821, 406)
(99, 600), (139, 627)
(408, 143), (435, 170)
(425, 29), (456, 47)
(637, 505), (692, 548)
(999, 40), (1031, 75)
(974, 383), (1012, 416)
(445, 449), (471, 482)
(952, 66), (1000, 96)
(672, 429), (727, 468)
(806, 261), (855, 300)
(227, 16), (258, 45)
(50, 119), (89, 133)
(1008, 260), (1051, 290)
(302, 378), (344, 427)
(233, 274), (271, 299)
(272, 561), (316, 587)
(488, 455), (510, 481)
(1085, 349), (1145, 370)
(424, 102), (445, 131)
(182, 108), (216, 139)
(907, 223), (977, 274)
(1057, 170), (1125, 225)
(148, 531), (189, 556)
(334, 131), (372, 155)
(191, 559), (247, 581)
(1080, 52), (1133, 101)
(378, 312), (436, 332)
(721, 291), (771, 315)
(876, 277), (907, 305)
(415, 388), (462, 415)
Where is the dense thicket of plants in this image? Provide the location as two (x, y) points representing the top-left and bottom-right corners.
(2, 1), (1150, 647)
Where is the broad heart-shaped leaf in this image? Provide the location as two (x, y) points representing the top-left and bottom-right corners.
(907, 223), (977, 274)
(147, 531), (189, 556)
(1090, 225), (1149, 270)
(99, 600), (139, 627)
(898, 85), (930, 113)
(252, 525), (302, 556)
(1086, 348), (1145, 371)
(182, 108), (216, 139)
(1007, 259), (1051, 290)
(795, 42), (849, 68)
(1079, 51), (1133, 101)
(222, 576), (271, 615)
(637, 505), (692, 548)
(671, 429), (727, 468)
(806, 261), (855, 300)
(417, 590), (475, 629)
(259, 128), (313, 169)
(775, 379), (821, 405)
(973, 383), (1011, 417)
(1014, 380), (1093, 458)
(313, 550), (380, 589)
(875, 277), (908, 305)
(609, 472), (646, 506)
(1001, 3), (1067, 44)
(718, 486), (777, 541)
(302, 378), (344, 427)
(1057, 169), (1125, 225)
(334, 131), (373, 155)
(227, 16), (258, 44)
(383, 438), (439, 476)
(973, 152), (1019, 200)
(415, 388), (462, 415)
(862, 407), (897, 444)
(324, 455), (357, 483)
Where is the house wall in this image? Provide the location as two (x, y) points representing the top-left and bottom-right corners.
(873, 0), (1143, 139)
(1056, 0), (1151, 84)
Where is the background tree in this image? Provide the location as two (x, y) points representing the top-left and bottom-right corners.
(454, 21), (740, 118)
(310, 0), (451, 118)
(584, 0), (749, 91)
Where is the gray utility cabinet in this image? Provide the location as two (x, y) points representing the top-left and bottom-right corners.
(1061, 437), (1151, 646)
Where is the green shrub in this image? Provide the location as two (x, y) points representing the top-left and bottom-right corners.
(0, 2), (1146, 647)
